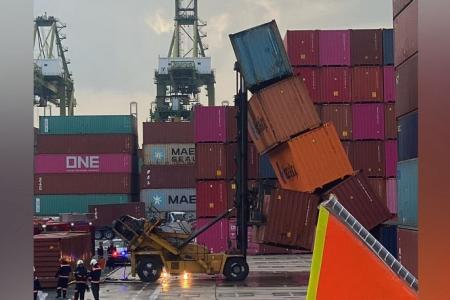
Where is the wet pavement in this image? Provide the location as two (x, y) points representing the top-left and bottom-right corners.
(41, 254), (311, 300)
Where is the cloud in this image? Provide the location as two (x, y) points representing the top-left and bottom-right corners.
(207, 13), (231, 48)
(145, 9), (172, 35)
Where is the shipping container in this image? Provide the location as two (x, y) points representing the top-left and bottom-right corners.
(88, 202), (145, 227)
(350, 29), (383, 66)
(142, 144), (195, 165)
(386, 178), (397, 214)
(142, 121), (194, 144)
(320, 104), (352, 140)
(195, 143), (237, 180)
(398, 110), (418, 161)
(394, 0), (418, 66)
(248, 76), (321, 154)
(294, 67), (321, 102)
(194, 106), (237, 143)
(268, 123), (353, 193)
(382, 29), (394, 65)
(34, 154), (134, 174)
(341, 141), (352, 158)
(321, 172), (391, 230)
(248, 143), (259, 179)
(33, 194), (132, 216)
(352, 103), (385, 140)
(385, 140), (398, 178)
(36, 134), (137, 154)
(397, 159), (418, 227)
(39, 115), (137, 135)
(229, 20), (293, 92)
(350, 141), (386, 177)
(383, 66), (395, 102)
(140, 188), (196, 212)
(371, 224), (398, 258)
(284, 30), (319, 66)
(397, 227), (418, 278)
(319, 67), (352, 103)
(196, 180), (235, 217)
(258, 154), (277, 179)
(393, 0), (414, 18)
(34, 174), (138, 195)
(196, 218), (230, 253)
(385, 104), (397, 139)
(368, 178), (387, 209)
(140, 165), (196, 189)
(318, 30), (351, 66)
(395, 54), (418, 117)
(351, 67), (384, 102)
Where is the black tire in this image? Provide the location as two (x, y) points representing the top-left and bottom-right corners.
(104, 229), (115, 240)
(223, 257), (249, 281)
(136, 257), (162, 283)
(94, 230), (103, 240)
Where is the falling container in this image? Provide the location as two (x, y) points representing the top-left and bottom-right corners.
(350, 29), (383, 66)
(384, 67), (395, 102)
(397, 159), (418, 228)
(194, 106), (237, 143)
(352, 103), (385, 140)
(88, 202), (146, 227)
(318, 30), (351, 66)
(382, 29), (394, 65)
(258, 154), (277, 179)
(195, 143), (237, 180)
(398, 111), (418, 161)
(368, 178), (387, 209)
(140, 165), (195, 189)
(386, 178), (397, 214)
(320, 104), (352, 140)
(39, 115), (137, 135)
(196, 180), (236, 218)
(247, 143), (259, 179)
(248, 76), (321, 154)
(319, 67), (352, 103)
(284, 30), (319, 66)
(229, 20), (293, 92)
(351, 67), (384, 102)
(394, 0), (418, 66)
(350, 141), (386, 177)
(397, 226), (418, 278)
(142, 144), (195, 165)
(395, 54), (418, 117)
(385, 104), (397, 139)
(143, 121), (194, 144)
(140, 188), (196, 212)
(393, 0), (414, 18)
(294, 67), (321, 102)
(268, 123), (353, 193)
(385, 140), (398, 178)
(196, 218), (230, 253)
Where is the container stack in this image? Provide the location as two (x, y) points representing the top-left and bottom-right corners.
(140, 121), (196, 220)
(230, 20), (391, 251)
(34, 115), (139, 216)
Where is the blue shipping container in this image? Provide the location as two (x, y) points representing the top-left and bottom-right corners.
(397, 159), (418, 227)
(229, 20), (293, 93)
(382, 29), (394, 65)
(398, 110), (418, 161)
(39, 115), (137, 135)
(371, 224), (398, 258)
(258, 154), (276, 179)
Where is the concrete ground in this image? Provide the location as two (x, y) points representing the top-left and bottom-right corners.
(41, 254), (311, 300)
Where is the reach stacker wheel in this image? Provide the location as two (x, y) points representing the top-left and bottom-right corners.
(223, 257), (249, 281)
(137, 257), (162, 282)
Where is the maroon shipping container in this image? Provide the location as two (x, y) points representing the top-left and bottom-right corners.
(320, 104), (352, 140)
(34, 173), (138, 194)
(196, 180), (235, 218)
(385, 140), (398, 178)
(140, 165), (195, 189)
(385, 103), (397, 139)
(195, 143), (236, 180)
(341, 141), (352, 158)
(395, 54), (418, 117)
(294, 67), (321, 102)
(350, 29), (383, 66)
(36, 134), (137, 154)
(368, 178), (387, 209)
(34, 232), (92, 288)
(284, 30), (319, 66)
(196, 218), (230, 253)
(321, 172), (391, 230)
(88, 202), (145, 227)
(258, 189), (319, 250)
(394, 0), (418, 66)
(194, 106), (237, 143)
(319, 67), (351, 103)
(350, 141), (386, 177)
(397, 227), (418, 278)
(352, 103), (385, 140)
(393, 0), (414, 17)
(351, 67), (383, 102)
(143, 121), (194, 144)
(383, 66), (395, 102)
(319, 30), (351, 66)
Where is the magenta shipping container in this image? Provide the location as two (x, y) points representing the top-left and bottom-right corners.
(34, 154), (133, 174)
(194, 106), (237, 143)
(352, 103), (385, 140)
(319, 30), (351, 66)
(196, 218), (230, 253)
(383, 66), (395, 102)
(386, 178), (397, 214)
(385, 140), (398, 178)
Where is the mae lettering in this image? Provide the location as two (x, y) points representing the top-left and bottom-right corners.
(168, 195), (196, 205)
(66, 156), (100, 169)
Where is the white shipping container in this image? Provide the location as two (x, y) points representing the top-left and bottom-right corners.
(143, 144), (195, 165)
(141, 188), (196, 212)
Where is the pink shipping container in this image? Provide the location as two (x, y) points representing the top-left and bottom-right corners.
(194, 106), (237, 143)
(384, 66), (395, 102)
(284, 30), (319, 66)
(196, 180), (235, 218)
(318, 30), (351, 66)
(196, 218), (229, 253)
(386, 178), (397, 214)
(319, 67), (351, 103)
(34, 154), (133, 174)
(385, 140), (398, 178)
(352, 104), (385, 140)
(294, 67), (321, 102)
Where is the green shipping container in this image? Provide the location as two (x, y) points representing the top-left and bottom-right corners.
(39, 115), (137, 135)
(397, 158), (418, 228)
(33, 194), (133, 216)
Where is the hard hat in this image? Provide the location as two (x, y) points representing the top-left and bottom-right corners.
(77, 260), (84, 266)
(90, 259), (97, 266)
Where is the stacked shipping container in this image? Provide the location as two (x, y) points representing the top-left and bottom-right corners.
(34, 115), (139, 215)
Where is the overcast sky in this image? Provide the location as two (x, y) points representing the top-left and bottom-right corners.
(33, 0), (393, 143)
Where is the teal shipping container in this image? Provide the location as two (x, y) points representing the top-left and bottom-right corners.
(39, 115), (137, 135)
(397, 158), (418, 227)
(33, 194), (132, 216)
(229, 20), (293, 93)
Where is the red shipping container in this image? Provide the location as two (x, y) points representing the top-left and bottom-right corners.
(284, 30), (319, 66)
(195, 143), (237, 180)
(196, 180), (236, 217)
(386, 178), (397, 214)
(196, 218), (230, 253)
(88, 202), (145, 227)
(140, 165), (195, 189)
(352, 103), (385, 140)
(397, 227), (418, 278)
(385, 104), (397, 139)
(319, 30), (351, 66)
(383, 66), (395, 102)
(294, 67), (321, 102)
(351, 67), (383, 102)
(320, 104), (352, 140)
(194, 106), (237, 143)
(319, 67), (351, 103)
(385, 140), (398, 178)
(34, 173), (137, 195)
(350, 141), (386, 177)
(368, 178), (387, 208)
(394, 0), (418, 67)
(143, 121), (194, 144)
(350, 29), (383, 66)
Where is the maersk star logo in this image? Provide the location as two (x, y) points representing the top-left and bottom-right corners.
(152, 195), (162, 206)
(154, 151), (164, 160)
(152, 148), (165, 161)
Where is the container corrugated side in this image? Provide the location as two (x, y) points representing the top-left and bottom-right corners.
(398, 110), (418, 161)
(294, 67), (321, 102)
(320, 104), (352, 140)
(397, 227), (418, 278)
(386, 178), (397, 214)
(350, 29), (383, 66)
(394, 0), (418, 66)
(383, 66), (395, 102)
(352, 103), (385, 140)
(393, 0), (414, 18)
(143, 121), (194, 144)
(385, 103), (397, 139)
(194, 106), (237, 143)
(284, 30), (319, 66)
(397, 159), (418, 227)
(350, 141), (386, 177)
(195, 143), (236, 180)
(318, 30), (351, 66)
(351, 67), (384, 102)
(395, 54), (418, 117)
(196, 218), (230, 253)
(140, 188), (196, 212)
(140, 165), (196, 189)
(88, 202), (145, 227)
(367, 178), (387, 209)
(385, 140), (398, 178)
(143, 144), (195, 165)
(258, 154), (276, 179)
(319, 67), (352, 103)
(382, 29), (394, 65)
(196, 180), (235, 218)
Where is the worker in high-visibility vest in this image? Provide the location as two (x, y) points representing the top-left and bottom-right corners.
(55, 258), (72, 298)
(74, 260), (89, 300)
(89, 259), (102, 300)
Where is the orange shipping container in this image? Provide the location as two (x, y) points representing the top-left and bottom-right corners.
(268, 123), (353, 193)
(248, 76), (321, 154)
